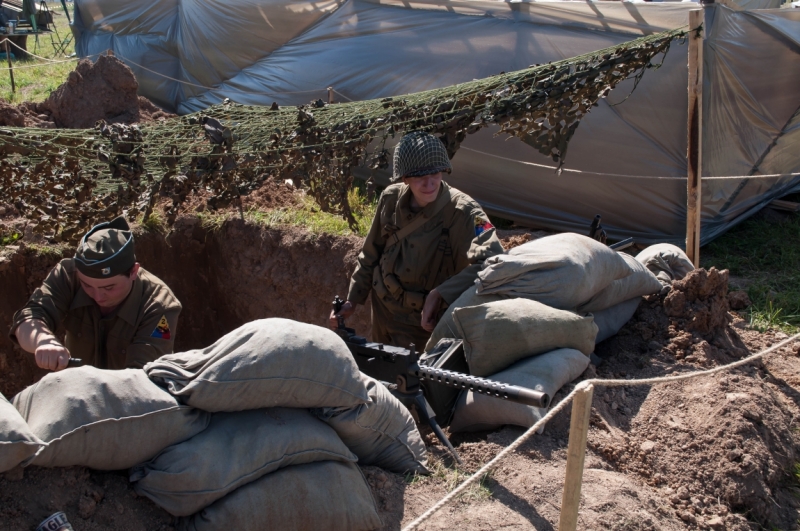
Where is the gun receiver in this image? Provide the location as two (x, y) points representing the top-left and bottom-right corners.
(332, 295), (549, 462)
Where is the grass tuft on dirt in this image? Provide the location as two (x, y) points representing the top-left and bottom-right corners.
(702, 208), (800, 333)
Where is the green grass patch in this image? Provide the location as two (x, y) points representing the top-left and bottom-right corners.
(0, 230), (21, 246)
(405, 454), (494, 501)
(246, 188), (377, 237)
(0, 14), (78, 103)
(702, 211), (800, 333)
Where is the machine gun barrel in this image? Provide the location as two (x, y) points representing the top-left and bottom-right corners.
(411, 364), (550, 408)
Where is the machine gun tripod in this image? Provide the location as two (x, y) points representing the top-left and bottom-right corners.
(333, 296), (549, 464)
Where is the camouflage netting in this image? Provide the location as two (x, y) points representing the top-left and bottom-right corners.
(0, 28), (686, 241)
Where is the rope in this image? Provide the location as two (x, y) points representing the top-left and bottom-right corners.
(0, 55), (80, 70)
(0, 37), (72, 63)
(401, 331), (800, 531)
(114, 52), (335, 97)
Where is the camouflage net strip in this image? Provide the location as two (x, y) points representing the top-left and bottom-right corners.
(0, 27), (687, 242)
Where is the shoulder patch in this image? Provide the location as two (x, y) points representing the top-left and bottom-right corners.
(151, 315), (171, 340)
(474, 216), (495, 236)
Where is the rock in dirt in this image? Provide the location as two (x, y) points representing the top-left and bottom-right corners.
(728, 290), (751, 310)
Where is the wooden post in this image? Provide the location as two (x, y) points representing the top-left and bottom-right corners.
(4, 39), (15, 93)
(557, 382), (594, 531)
(327, 86), (334, 104)
(686, 9), (704, 267)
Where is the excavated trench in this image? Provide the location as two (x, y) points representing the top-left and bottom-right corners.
(0, 216), (371, 396)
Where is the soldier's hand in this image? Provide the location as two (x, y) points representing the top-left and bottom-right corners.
(329, 300), (356, 329)
(34, 340), (71, 371)
(421, 289), (442, 332)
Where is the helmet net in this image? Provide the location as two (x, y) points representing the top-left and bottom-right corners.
(392, 131), (452, 181)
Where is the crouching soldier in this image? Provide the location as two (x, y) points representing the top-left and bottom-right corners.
(10, 216), (182, 371)
(330, 130), (505, 349)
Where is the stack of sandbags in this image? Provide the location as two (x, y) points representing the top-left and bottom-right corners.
(134, 319), (423, 530)
(12, 367), (210, 469)
(450, 348), (590, 432)
(144, 318), (371, 411)
(1, 392), (44, 473)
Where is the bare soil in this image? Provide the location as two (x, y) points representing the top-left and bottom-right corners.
(2, 220), (798, 531)
(0, 55), (174, 129)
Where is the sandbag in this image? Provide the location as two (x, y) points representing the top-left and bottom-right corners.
(635, 243), (695, 284)
(1, 392), (44, 473)
(449, 348), (590, 432)
(144, 318), (370, 411)
(425, 285), (507, 352)
(132, 408), (357, 516)
(451, 298), (597, 377)
(476, 233), (631, 310)
(176, 460), (382, 531)
(592, 297), (642, 344)
(13, 367), (209, 469)
(578, 253), (661, 313)
(314, 376), (428, 474)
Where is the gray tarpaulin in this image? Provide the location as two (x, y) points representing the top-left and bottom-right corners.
(72, 1), (800, 245)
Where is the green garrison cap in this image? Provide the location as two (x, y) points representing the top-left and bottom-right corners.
(74, 216), (136, 278)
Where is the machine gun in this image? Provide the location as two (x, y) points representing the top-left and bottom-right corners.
(332, 296), (549, 463)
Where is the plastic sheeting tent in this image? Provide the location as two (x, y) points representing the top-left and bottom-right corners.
(72, 0), (800, 245)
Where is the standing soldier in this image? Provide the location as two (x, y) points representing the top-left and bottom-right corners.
(10, 217), (182, 372)
(330, 131), (504, 349)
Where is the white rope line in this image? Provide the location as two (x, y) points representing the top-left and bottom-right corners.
(401, 331), (800, 531)
(460, 146), (800, 182)
(0, 37), (72, 63)
(0, 55), (80, 70)
(114, 52), (333, 97)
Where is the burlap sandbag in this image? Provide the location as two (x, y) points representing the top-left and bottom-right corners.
(451, 298), (597, 377)
(476, 233), (631, 310)
(578, 253), (661, 313)
(176, 460), (382, 531)
(449, 348), (590, 432)
(425, 285), (507, 352)
(635, 243), (695, 284)
(132, 408), (357, 516)
(592, 297), (642, 344)
(1, 392), (44, 473)
(13, 367), (209, 469)
(144, 318), (370, 411)
(314, 376), (427, 474)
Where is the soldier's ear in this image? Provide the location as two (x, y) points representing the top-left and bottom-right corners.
(129, 263), (141, 280)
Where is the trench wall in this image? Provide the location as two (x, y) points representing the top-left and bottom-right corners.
(0, 217), (371, 397)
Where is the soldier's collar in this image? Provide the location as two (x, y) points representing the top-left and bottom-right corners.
(398, 181), (451, 219)
(116, 271), (144, 325)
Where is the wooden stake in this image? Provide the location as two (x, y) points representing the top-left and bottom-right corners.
(4, 39), (15, 93)
(686, 9), (704, 267)
(557, 382), (594, 531)
(327, 86), (334, 104)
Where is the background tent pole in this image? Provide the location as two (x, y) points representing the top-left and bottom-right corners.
(686, 9), (704, 267)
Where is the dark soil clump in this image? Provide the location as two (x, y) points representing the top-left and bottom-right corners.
(0, 55), (173, 129)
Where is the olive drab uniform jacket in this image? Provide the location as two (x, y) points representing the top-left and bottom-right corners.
(347, 182), (504, 347)
(10, 258), (182, 370)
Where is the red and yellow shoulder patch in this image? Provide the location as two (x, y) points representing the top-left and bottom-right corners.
(474, 216), (494, 236)
(151, 315), (171, 339)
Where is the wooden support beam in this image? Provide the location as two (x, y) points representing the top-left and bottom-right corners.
(686, 9), (704, 268)
(769, 199), (800, 212)
(327, 86), (335, 104)
(558, 382), (595, 531)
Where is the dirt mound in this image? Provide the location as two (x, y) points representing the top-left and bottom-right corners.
(593, 267), (800, 528)
(0, 55), (173, 129)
